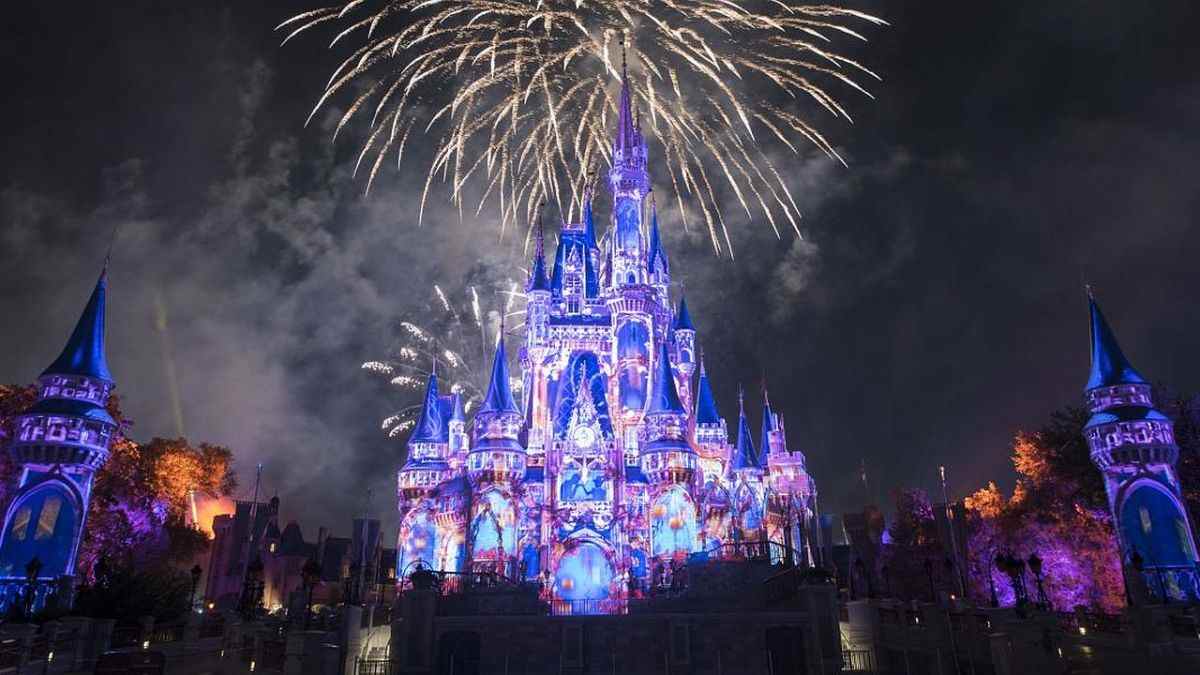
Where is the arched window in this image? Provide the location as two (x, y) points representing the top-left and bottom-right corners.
(0, 484), (78, 578)
(1120, 485), (1195, 567)
(651, 488), (699, 559)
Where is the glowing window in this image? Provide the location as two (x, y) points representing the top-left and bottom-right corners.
(10, 507), (31, 541)
(35, 497), (62, 540)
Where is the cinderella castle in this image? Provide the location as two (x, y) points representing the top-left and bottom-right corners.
(394, 70), (822, 614)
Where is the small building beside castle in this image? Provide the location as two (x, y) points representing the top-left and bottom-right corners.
(0, 268), (114, 612)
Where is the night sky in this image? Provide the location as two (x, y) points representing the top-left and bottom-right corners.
(3, 1), (1199, 538)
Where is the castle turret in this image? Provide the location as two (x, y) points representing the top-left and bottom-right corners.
(730, 392), (763, 476)
(468, 334), (526, 487)
(672, 296), (696, 380)
(397, 374), (451, 502)
(1, 268), (116, 609)
(1082, 294), (1200, 601)
(641, 343), (697, 485)
(647, 202), (669, 294)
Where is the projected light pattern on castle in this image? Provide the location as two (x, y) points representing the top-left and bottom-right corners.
(396, 70), (819, 615)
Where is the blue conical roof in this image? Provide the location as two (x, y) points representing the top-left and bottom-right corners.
(582, 197), (597, 249)
(480, 335), (520, 414)
(614, 64), (640, 154)
(694, 360), (721, 425)
(451, 392), (466, 422)
(43, 269), (112, 382)
(760, 393), (776, 457)
(647, 205), (669, 276)
(673, 296), (695, 332)
(527, 220), (550, 293)
(1086, 297), (1146, 391)
(409, 373), (447, 444)
(731, 395), (759, 471)
(645, 342), (684, 415)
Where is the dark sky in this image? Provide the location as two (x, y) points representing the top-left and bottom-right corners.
(3, 1), (1199, 538)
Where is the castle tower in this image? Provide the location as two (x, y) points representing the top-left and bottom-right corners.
(640, 343), (697, 485)
(1082, 295), (1200, 601)
(608, 61), (650, 289)
(467, 334), (526, 487)
(647, 202), (670, 300)
(672, 297), (696, 408)
(0, 268), (116, 610)
(729, 391), (766, 542)
(466, 334), (525, 576)
(397, 374), (451, 503)
(693, 359), (729, 475)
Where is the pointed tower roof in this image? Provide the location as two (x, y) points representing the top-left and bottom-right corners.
(645, 342), (685, 415)
(409, 373), (447, 444)
(480, 333), (520, 414)
(451, 392), (466, 423)
(1086, 295), (1146, 391)
(673, 296), (695, 332)
(694, 359), (721, 425)
(731, 390), (759, 471)
(527, 216), (550, 293)
(761, 390), (776, 456)
(614, 55), (640, 155)
(582, 194), (598, 249)
(43, 269), (112, 382)
(647, 202), (669, 276)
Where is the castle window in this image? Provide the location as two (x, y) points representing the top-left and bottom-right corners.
(35, 497), (62, 541)
(1140, 506), (1152, 534)
(10, 507), (31, 541)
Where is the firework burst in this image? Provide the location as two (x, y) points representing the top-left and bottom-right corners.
(278, 1), (885, 254)
(364, 280), (526, 438)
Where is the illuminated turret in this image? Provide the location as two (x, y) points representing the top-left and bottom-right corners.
(1082, 294), (1200, 601)
(0, 267), (116, 610)
(641, 343), (697, 485)
(468, 334), (526, 487)
(397, 374), (451, 501)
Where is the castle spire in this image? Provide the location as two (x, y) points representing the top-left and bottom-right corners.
(694, 357), (721, 425)
(615, 39), (638, 155)
(646, 342), (685, 415)
(673, 296), (695, 332)
(408, 373), (447, 445)
(647, 197), (669, 278)
(1086, 294), (1146, 391)
(480, 332), (520, 414)
(527, 211), (550, 293)
(731, 387), (759, 471)
(761, 387), (776, 456)
(42, 268), (112, 382)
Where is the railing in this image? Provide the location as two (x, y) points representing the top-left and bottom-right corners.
(705, 539), (793, 563)
(842, 649), (876, 672)
(550, 599), (626, 616)
(1056, 610), (1123, 635)
(357, 657), (397, 675)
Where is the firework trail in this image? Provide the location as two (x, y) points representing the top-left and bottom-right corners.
(278, 1), (885, 254)
(364, 280), (526, 438)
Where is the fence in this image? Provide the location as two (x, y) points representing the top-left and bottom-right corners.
(842, 649), (876, 672)
(550, 598), (626, 616)
(356, 656), (396, 675)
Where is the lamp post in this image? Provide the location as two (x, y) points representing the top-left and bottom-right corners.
(991, 553), (1004, 607)
(881, 565), (891, 598)
(24, 557), (42, 619)
(849, 558), (861, 600)
(1027, 553), (1049, 610)
(924, 558), (935, 602)
(241, 556), (265, 619)
(189, 564), (202, 612)
(302, 557), (321, 630)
